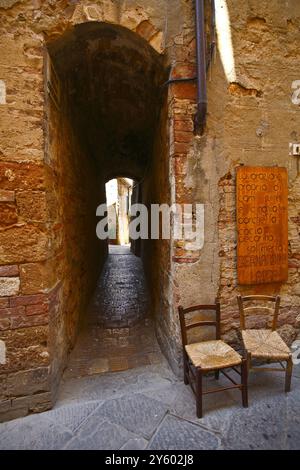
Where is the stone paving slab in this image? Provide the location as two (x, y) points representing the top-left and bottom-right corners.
(1, 361), (300, 450)
(44, 401), (102, 433)
(64, 419), (136, 450)
(93, 393), (169, 439)
(120, 438), (148, 450)
(56, 362), (175, 407)
(171, 379), (241, 437)
(286, 418), (300, 450)
(223, 394), (287, 450)
(148, 414), (221, 450)
(0, 414), (73, 450)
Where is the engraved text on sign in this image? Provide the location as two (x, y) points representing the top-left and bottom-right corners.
(237, 167), (288, 285)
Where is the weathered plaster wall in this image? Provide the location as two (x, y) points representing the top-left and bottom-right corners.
(173, 0), (300, 366)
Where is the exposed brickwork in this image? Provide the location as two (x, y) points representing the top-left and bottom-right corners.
(0, 265), (18, 277)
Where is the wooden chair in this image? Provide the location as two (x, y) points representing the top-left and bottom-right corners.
(237, 295), (293, 392)
(178, 302), (248, 418)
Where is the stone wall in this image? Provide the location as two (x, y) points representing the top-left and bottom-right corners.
(45, 62), (107, 389)
(0, 8), (52, 419)
(0, 10), (107, 419)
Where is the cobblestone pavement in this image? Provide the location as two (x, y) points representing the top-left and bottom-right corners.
(0, 357), (300, 449)
(64, 246), (160, 378)
(93, 245), (149, 329)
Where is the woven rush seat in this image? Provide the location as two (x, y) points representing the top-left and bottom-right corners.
(242, 329), (290, 361)
(185, 340), (242, 370)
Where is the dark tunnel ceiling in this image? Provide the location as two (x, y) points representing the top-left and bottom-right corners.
(48, 22), (168, 181)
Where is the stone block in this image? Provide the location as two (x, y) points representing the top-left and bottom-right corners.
(0, 277), (20, 297)
(0, 400), (11, 414)
(19, 262), (55, 295)
(0, 190), (15, 202)
(0, 407), (28, 423)
(1, 344), (50, 373)
(6, 367), (51, 397)
(0, 374), (7, 396)
(16, 191), (47, 222)
(11, 392), (53, 413)
(0, 392), (53, 423)
(1, 325), (48, 349)
(0, 203), (18, 226)
(0, 225), (48, 264)
(0, 163), (46, 191)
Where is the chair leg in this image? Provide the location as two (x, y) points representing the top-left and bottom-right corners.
(183, 350), (189, 385)
(246, 351), (251, 380)
(241, 359), (248, 408)
(285, 356), (293, 393)
(214, 370), (220, 380)
(196, 368), (203, 419)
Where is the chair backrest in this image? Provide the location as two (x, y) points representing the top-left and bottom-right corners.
(178, 301), (221, 347)
(237, 295), (280, 331)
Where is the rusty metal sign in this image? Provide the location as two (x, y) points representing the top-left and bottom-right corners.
(237, 166), (288, 285)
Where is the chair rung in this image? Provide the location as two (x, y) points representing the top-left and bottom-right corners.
(202, 384), (242, 395)
(251, 367), (286, 373)
(231, 366), (241, 376)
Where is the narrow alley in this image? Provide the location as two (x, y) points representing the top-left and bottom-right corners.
(64, 246), (162, 379)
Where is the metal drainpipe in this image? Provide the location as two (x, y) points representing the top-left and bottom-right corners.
(194, 0), (207, 135)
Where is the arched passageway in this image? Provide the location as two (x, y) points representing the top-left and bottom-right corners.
(46, 22), (170, 377)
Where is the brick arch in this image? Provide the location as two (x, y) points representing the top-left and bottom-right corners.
(40, 1), (165, 56)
